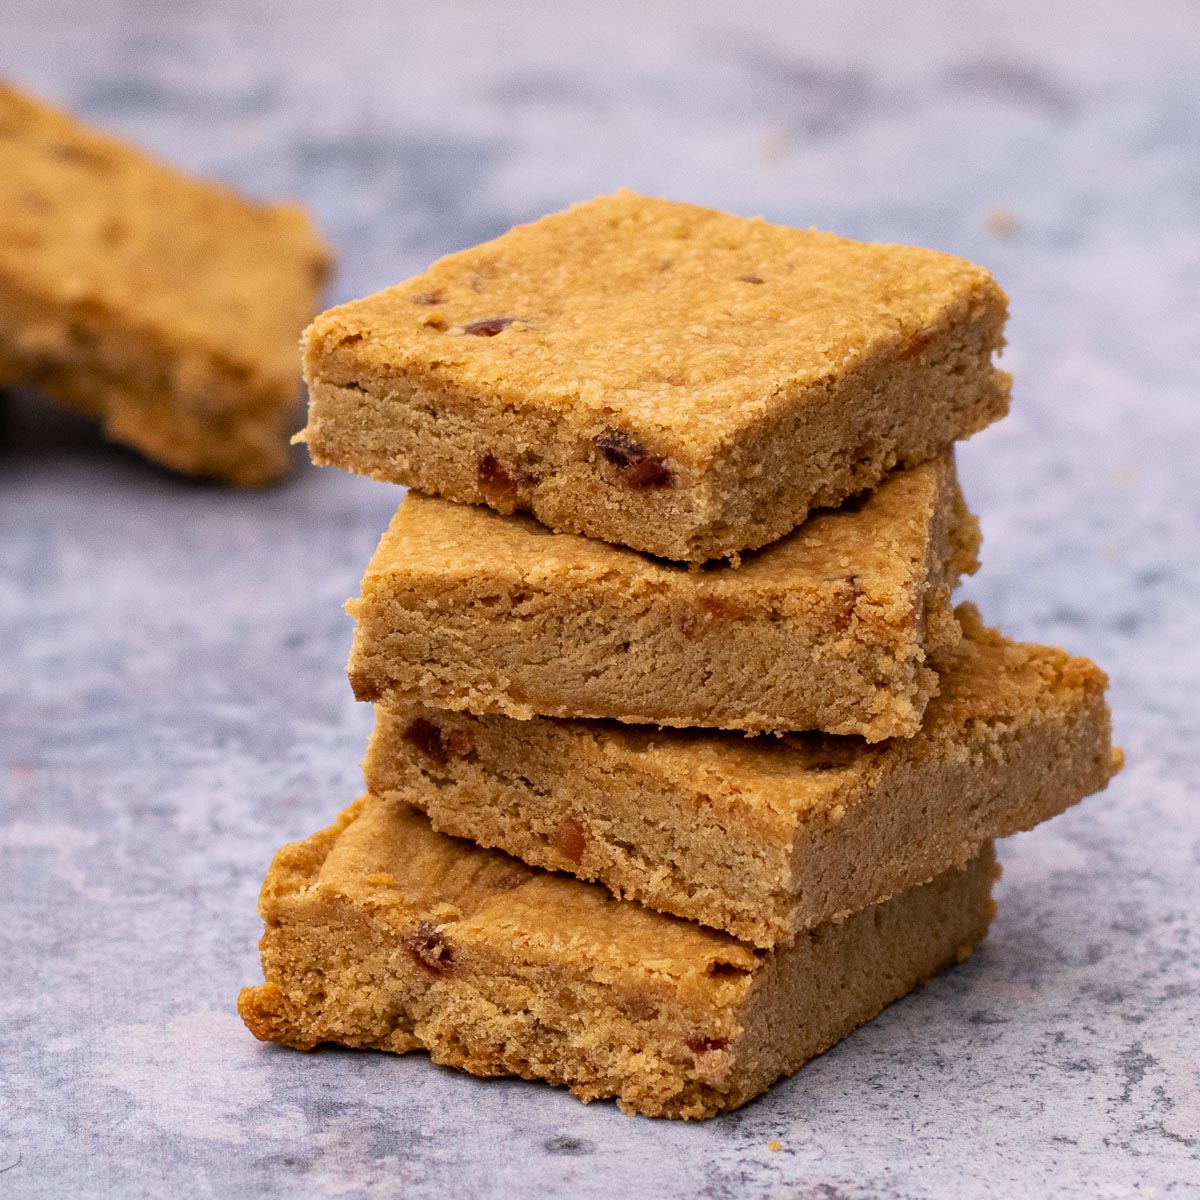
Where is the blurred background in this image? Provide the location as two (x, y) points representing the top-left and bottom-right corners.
(2, 3), (1198, 1198)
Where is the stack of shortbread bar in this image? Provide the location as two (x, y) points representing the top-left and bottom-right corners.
(239, 193), (1121, 1119)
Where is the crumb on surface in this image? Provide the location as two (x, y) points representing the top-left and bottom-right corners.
(985, 206), (1019, 237)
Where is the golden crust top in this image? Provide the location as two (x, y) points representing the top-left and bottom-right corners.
(364, 453), (962, 613)
(304, 191), (1005, 446)
(263, 796), (761, 984)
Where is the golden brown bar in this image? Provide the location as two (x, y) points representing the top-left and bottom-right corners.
(348, 454), (979, 740)
(0, 82), (330, 484)
(239, 796), (997, 1119)
(300, 192), (1008, 560)
(364, 609), (1120, 947)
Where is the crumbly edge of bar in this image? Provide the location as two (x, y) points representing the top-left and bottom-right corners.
(364, 632), (1116, 948)
(350, 619), (934, 739)
(238, 803), (995, 1118)
(365, 708), (801, 946)
(777, 676), (1118, 937)
(695, 291), (1008, 560)
(300, 287), (1007, 560)
(723, 846), (997, 1111)
(347, 463), (981, 739)
(238, 799), (755, 1119)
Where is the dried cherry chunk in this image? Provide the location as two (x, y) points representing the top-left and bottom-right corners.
(406, 920), (455, 977)
(594, 429), (675, 489)
(897, 330), (933, 360)
(686, 1036), (729, 1053)
(554, 817), (587, 864)
(625, 458), (673, 488)
(463, 317), (516, 337)
(446, 729), (473, 758)
(594, 429), (645, 468)
(403, 717), (471, 765)
(477, 454), (518, 506)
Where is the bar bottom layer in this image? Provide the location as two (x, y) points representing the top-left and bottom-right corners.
(239, 797), (996, 1118)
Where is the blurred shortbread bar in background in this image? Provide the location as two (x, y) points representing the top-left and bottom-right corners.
(0, 81), (330, 485)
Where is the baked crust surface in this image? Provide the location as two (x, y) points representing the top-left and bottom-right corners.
(301, 191), (1008, 559)
(364, 608), (1121, 947)
(0, 82), (330, 484)
(239, 797), (996, 1119)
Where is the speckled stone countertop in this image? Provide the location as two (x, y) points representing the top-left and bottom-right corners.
(2, 3), (1198, 1197)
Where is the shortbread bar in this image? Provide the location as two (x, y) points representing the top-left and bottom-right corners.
(0, 82), (330, 484)
(348, 453), (978, 740)
(300, 191), (1008, 560)
(364, 608), (1120, 947)
(239, 796), (996, 1119)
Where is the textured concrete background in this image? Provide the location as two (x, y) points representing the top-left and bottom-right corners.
(2, 2), (1198, 1197)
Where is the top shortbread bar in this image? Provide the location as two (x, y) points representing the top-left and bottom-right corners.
(0, 82), (330, 485)
(301, 192), (1008, 560)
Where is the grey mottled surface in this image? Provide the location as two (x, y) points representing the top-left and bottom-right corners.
(2, 2), (1199, 1197)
